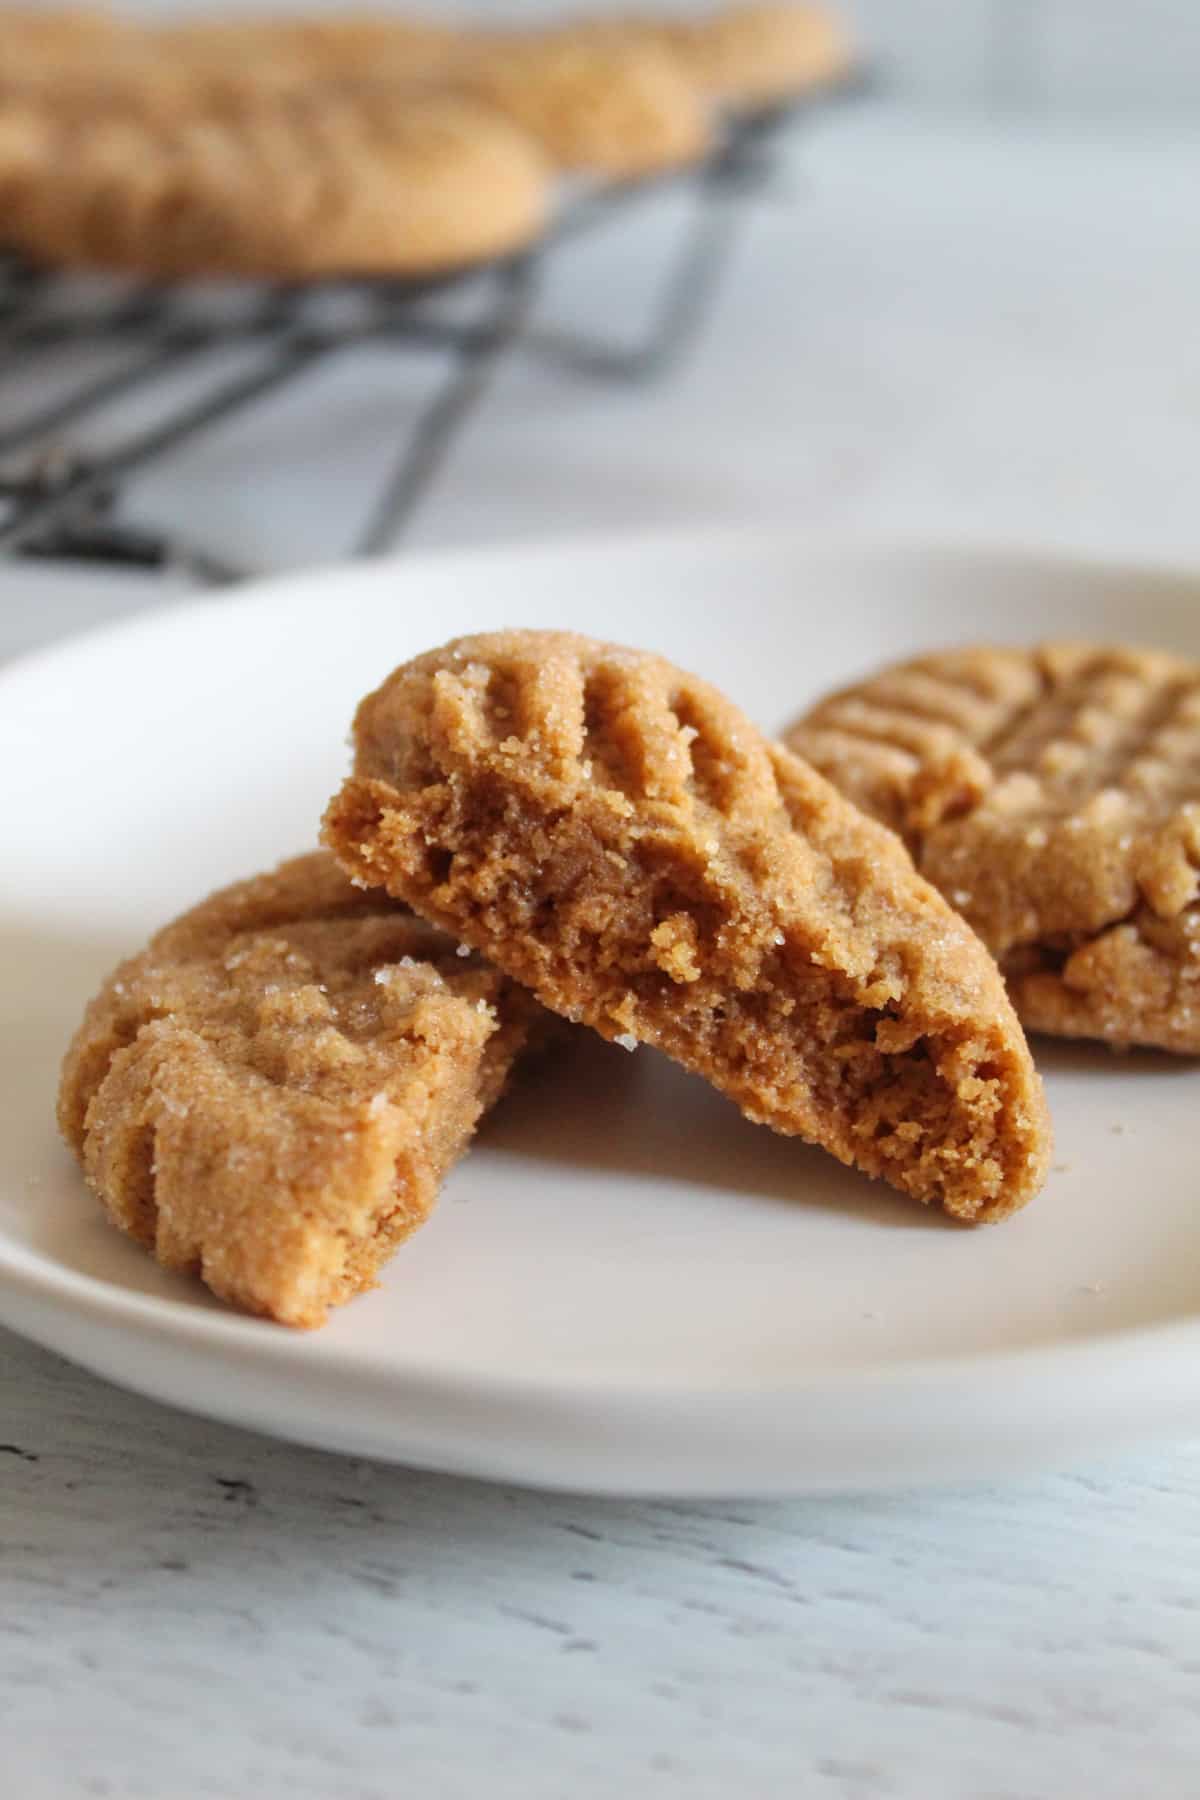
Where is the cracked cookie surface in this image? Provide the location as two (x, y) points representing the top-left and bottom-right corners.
(324, 630), (1050, 1221)
(788, 642), (1200, 1052)
(58, 851), (541, 1327)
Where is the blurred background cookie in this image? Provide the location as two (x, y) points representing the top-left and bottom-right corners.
(672, 2), (854, 104)
(596, 2), (855, 107)
(0, 3), (122, 45)
(446, 31), (712, 178)
(0, 3), (733, 272)
(153, 9), (464, 89)
(0, 87), (550, 278)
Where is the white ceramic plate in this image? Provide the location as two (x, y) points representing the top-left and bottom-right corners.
(3, 532), (1199, 1495)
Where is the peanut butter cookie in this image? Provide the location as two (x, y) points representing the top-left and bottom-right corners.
(324, 631), (1051, 1221)
(788, 642), (1200, 1053)
(0, 5), (121, 49)
(155, 11), (462, 87)
(0, 15), (454, 113)
(657, 3), (854, 107)
(58, 852), (544, 1327)
(449, 33), (711, 178)
(0, 88), (549, 278)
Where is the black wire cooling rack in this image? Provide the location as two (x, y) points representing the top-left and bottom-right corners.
(0, 92), (856, 585)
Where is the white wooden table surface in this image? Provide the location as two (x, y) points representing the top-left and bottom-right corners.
(4, 108), (1200, 1797)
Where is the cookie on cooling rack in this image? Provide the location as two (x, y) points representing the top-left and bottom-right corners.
(323, 630), (1051, 1222)
(788, 643), (1200, 1053)
(0, 9), (460, 109)
(449, 33), (711, 178)
(0, 89), (550, 279)
(59, 852), (546, 1328)
(654, 2), (855, 107)
(153, 10), (463, 89)
(0, 5), (121, 47)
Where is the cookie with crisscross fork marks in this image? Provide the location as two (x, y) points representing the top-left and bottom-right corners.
(58, 852), (547, 1327)
(323, 631), (1050, 1221)
(788, 643), (1200, 1053)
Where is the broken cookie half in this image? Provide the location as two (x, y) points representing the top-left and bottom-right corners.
(324, 629), (1052, 1222)
(58, 851), (543, 1327)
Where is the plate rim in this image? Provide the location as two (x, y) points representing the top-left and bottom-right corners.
(5, 521), (1200, 696)
(4, 1217), (1200, 1396)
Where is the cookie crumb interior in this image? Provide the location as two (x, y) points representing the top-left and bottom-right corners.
(326, 630), (1051, 1221)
